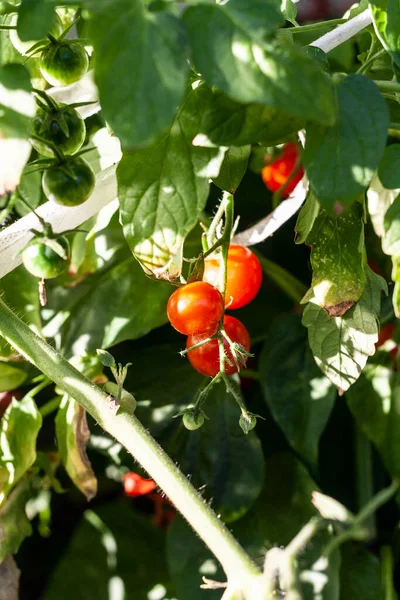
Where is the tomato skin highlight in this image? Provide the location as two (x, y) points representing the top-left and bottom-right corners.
(167, 281), (224, 336)
(261, 142), (304, 197)
(123, 472), (157, 497)
(22, 236), (70, 279)
(40, 41), (89, 87)
(42, 157), (95, 206)
(186, 315), (250, 377)
(30, 104), (85, 158)
(203, 245), (262, 310)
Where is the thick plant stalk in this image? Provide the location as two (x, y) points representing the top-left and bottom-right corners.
(0, 297), (264, 595)
(310, 9), (372, 53)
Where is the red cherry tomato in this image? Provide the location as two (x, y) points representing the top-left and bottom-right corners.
(261, 142), (304, 197)
(167, 281), (224, 335)
(186, 315), (250, 377)
(203, 245), (262, 310)
(123, 472), (157, 497)
(0, 390), (22, 419)
(376, 323), (395, 349)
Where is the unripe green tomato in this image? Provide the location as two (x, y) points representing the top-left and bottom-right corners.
(42, 157), (95, 207)
(9, 12), (63, 56)
(183, 412), (204, 431)
(30, 104), (85, 158)
(22, 236), (70, 279)
(40, 41), (89, 87)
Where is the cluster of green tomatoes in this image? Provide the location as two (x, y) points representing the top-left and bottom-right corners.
(4, 9), (97, 283)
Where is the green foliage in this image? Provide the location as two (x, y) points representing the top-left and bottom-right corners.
(0, 480), (32, 561)
(370, 0), (400, 69)
(90, 0), (189, 149)
(213, 146), (251, 194)
(259, 314), (335, 469)
(379, 145), (400, 189)
(0, 396), (42, 504)
(304, 75), (389, 208)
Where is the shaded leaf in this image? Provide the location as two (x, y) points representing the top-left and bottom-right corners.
(379, 144), (400, 189)
(346, 361), (400, 479)
(17, 0), (56, 42)
(118, 85), (226, 278)
(43, 502), (175, 599)
(0, 554), (20, 600)
(184, 3), (335, 126)
(306, 200), (366, 315)
(340, 544), (383, 600)
(304, 74), (389, 208)
(0, 481), (32, 562)
(260, 314), (336, 469)
(212, 145), (251, 194)
(0, 363), (27, 392)
(168, 454), (340, 600)
(194, 88), (305, 148)
(302, 270), (387, 392)
(0, 396), (42, 505)
(55, 396), (97, 501)
(295, 192), (321, 245)
(90, 0), (189, 148)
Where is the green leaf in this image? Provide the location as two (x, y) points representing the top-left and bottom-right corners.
(0, 63), (34, 138)
(42, 216), (172, 356)
(307, 200), (367, 316)
(303, 269), (387, 392)
(0, 481), (32, 562)
(184, 2), (335, 126)
(13, 170), (42, 215)
(260, 314), (336, 469)
(43, 502), (175, 599)
(383, 194), (400, 255)
(168, 454), (340, 600)
(212, 145), (250, 193)
(295, 192), (321, 245)
(118, 85), (226, 277)
(281, 0), (297, 21)
(179, 380), (264, 522)
(123, 348), (264, 522)
(370, 0), (400, 69)
(17, 0), (56, 42)
(392, 256), (400, 318)
(0, 396), (42, 505)
(0, 363), (27, 392)
(90, 0), (189, 149)
(55, 396), (98, 501)
(378, 145), (400, 189)
(0, 265), (42, 358)
(346, 361), (400, 479)
(194, 88), (305, 148)
(367, 173), (398, 238)
(304, 74), (389, 208)
(340, 544), (383, 600)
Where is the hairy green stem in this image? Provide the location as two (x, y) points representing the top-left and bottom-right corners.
(288, 18), (346, 33)
(357, 48), (386, 74)
(375, 80), (400, 94)
(381, 545), (396, 600)
(355, 426), (375, 536)
(0, 297), (260, 587)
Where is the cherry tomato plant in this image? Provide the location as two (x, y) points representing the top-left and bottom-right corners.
(2, 2), (400, 599)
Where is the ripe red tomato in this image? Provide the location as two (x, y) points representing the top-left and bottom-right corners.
(203, 245), (262, 310)
(167, 281), (224, 335)
(186, 315), (250, 377)
(123, 472), (157, 497)
(261, 142), (304, 197)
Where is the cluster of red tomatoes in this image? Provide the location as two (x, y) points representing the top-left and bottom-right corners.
(167, 244), (263, 378)
(261, 142), (304, 198)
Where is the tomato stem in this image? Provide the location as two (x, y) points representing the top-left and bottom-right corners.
(0, 297), (262, 589)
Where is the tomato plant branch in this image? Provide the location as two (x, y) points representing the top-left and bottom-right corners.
(310, 9), (373, 53)
(381, 546), (396, 600)
(374, 80), (400, 94)
(288, 18), (347, 33)
(0, 297), (262, 591)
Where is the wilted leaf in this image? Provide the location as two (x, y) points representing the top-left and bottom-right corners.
(55, 396), (97, 501)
